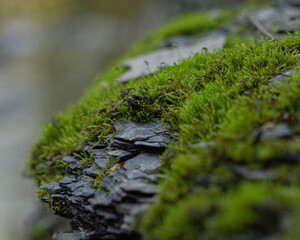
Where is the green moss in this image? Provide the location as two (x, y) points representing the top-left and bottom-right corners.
(28, 3), (300, 239)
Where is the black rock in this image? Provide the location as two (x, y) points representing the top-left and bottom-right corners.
(45, 182), (62, 194)
(59, 175), (77, 185)
(119, 180), (157, 195)
(109, 139), (138, 152)
(52, 232), (91, 240)
(252, 123), (293, 141)
(123, 153), (161, 173)
(62, 155), (80, 165)
(108, 149), (134, 161)
(82, 165), (99, 178)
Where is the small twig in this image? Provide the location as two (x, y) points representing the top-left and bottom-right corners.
(247, 12), (277, 39)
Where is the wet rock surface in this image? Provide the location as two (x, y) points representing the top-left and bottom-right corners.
(268, 69), (298, 86)
(45, 120), (173, 239)
(118, 31), (227, 83)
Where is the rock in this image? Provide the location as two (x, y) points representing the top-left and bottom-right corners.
(228, 164), (277, 181)
(189, 141), (215, 148)
(59, 175), (77, 185)
(82, 165), (99, 177)
(62, 155), (80, 165)
(161, 35), (194, 48)
(252, 123), (293, 141)
(44, 119), (173, 239)
(108, 149), (134, 160)
(52, 232), (91, 240)
(83, 141), (106, 152)
(118, 31), (227, 83)
(45, 182), (62, 194)
(119, 180), (157, 195)
(109, 139), (138, 152)
(113, 120), (173, 151)
(123, 153), (161, 173)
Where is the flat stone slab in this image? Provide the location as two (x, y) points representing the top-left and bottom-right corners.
(118, 31), (227, 83)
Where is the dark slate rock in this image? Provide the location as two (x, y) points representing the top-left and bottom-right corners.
(281, 69), (298, 77)
(95, 209), (118, 221)
(119, 180), (157, 195)
(83, 141), (106, 152)
(52, 232), (91, 240)
(229, 164), (277, 181)
(114, 121), (156, 141)
(65, 177), (93, 192)
(268, 74), (287, 86)
(62, 155), (80, 164)
(67, 163), (83, 172)
(109, 139), (138, 151)
(108, 186), (126, 202)
(72, 187), (96, 198)
(108, 149), (134, 160)
(123, 153), (161, 173)
(252, 123), (293, 141)
(126, 170), (148, 179)
(94, 158), (108, 169)
(45, 182), (62, 194)
(91, 149), (110, 159)
(82, 165), (99, 178)
(268, 69), (298, 86)
(89, 191), (112, 208)
(59, 175), (77, 185)
(134, 134), (171, 149)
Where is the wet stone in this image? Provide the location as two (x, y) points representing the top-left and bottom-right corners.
(72, 187), (96, 198)
(126, 170), (148, 179)
(52, 232), (91, 240)
(65, 177), (93, 192)
(229, 164), (277, 181)
(94, 158), (108, 169)
(124, 153), (161, 173)
(109, 139), (138, 152)
(62, 155), (80, 165)
(82, 165), (99, 177)
(89, 191), (112, 208)
(45, 182), (62, 194)
(96, 209), (118, 221)
(119, 180), (157, 195)
(252, 123), (293, 141)
(59, 175), (77, 185)
(83, 141), (106, 152)
(108, 149), (134, 160)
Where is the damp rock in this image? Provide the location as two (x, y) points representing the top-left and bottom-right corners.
(45, 182), (62, 194)
(252, 123), (293, 141)
(52, 232), (91, 240)
(123, 153), (161, 173)
(62, 155), (80, 165)
(108, 149), (134, 161)
(118, 31), (227, 83)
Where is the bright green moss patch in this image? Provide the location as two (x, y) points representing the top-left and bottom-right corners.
(28, 5), (300, 239)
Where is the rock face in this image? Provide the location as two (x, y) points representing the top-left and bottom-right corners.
(44, 119), (173, 239)
(117, 31), (227, 83)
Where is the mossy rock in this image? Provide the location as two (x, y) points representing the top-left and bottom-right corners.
(28, 1), (300, 239)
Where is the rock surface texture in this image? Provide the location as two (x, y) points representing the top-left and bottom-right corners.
(118, 31), (227, 83)
(45, 120), (173, 239)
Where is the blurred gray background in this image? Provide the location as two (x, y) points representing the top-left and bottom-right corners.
(0, 0), (246, 239)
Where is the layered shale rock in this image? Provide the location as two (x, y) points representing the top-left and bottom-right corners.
(44, 120), (173, 239)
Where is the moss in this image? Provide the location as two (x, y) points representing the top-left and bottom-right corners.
(28, 2), (300, 239)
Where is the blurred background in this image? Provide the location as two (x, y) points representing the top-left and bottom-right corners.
(0, 0), (246, 239)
